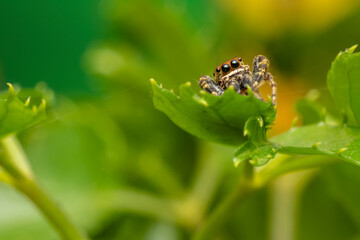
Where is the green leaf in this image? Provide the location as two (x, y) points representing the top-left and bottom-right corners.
(233, 141), (278, 167)
(271, 124), (360, 166)
(0, 84), (46, 138)
(233, 116), (278, 166)
(327, 44), (360, 125)
(151, 79), (276, 146)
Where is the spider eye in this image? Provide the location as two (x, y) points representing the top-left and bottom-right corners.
(221, 64), (230, 73)
(238, 58), (242, 61)
(231, 60), (239, 68)
(216, 68), (220, 73)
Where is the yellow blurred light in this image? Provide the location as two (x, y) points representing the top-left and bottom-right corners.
(222, 0), (360, 35)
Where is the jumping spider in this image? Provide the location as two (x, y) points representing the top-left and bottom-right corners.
(199, 55), (277, 104)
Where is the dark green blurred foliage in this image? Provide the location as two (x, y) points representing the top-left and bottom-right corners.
(222, 189), (269, 240)
(1, 0), (360, 239)
(267, 12), (360, 87)
(297, 163), (360, 240)
(0, 0), (102, 93)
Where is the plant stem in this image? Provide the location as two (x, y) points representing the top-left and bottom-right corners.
(191, 155), (338, 240)
(255, 155), (339, 187)
(0, 135), (34, 180)
(0, 135), (88, 240)
(192, 161), (255, 240)
(0, 166), (14, 184)
(100, 188), (196, 228)
(15, 180), (89, 240)
(190, 143), (230, 217)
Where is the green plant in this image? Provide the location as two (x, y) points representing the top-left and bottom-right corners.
(0, 84), (88, 240)
(1, 41), (359, 240)
(151, 45), (360, 239)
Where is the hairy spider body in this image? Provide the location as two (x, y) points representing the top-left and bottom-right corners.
(199, 55), (277, 104)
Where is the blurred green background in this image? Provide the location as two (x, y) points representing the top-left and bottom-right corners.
(1, 0), (360, 239)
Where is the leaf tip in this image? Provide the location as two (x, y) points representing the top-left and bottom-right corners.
(246, 85), (253, 96)
(7, 83), (15, 98)
(312, 141), (322, 149)
(198, 98), (209, 107)
(38, 99), (46, 111)
(346, 44), (358, 54)
(337, 148), (348, 154)
(337, 44), (358, 57)
(243, 129), (249, 136)
(150, 78), (157, 85)
(267, 95), (272, 104)
(32, 105), (38, 114)
(24, 97), (31, 107)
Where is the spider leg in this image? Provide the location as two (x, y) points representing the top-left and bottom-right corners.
(253, 89), (264, 101)
(242, 67), (253, 90)
(252, 73), (276, 104)
(223, 76), (242, 94)
(265, 72), (277, 104)
(199, 75), (224, 96)
(252, 55), (277, 105)
(252, 55), (269, 88)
